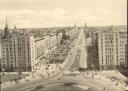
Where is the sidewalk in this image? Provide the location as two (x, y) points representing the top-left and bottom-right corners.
(83, 71), (127, 90)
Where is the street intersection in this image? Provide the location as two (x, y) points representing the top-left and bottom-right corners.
(2, 29), (124, 91)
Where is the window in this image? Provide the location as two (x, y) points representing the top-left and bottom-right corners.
(101, 38), (103, 41)
(102, 60), (103, 64)
(2, 51), (5, 53)
(116, 38), (118, 41)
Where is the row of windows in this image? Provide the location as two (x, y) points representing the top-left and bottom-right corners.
(105, 45), (113, 48)
(101, 60), (113, 65)
(18, 57), (26, 59)
(19, 64), (26, 67)
(105, 48), (113, 51)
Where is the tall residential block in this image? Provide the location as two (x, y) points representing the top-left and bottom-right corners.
(98, 30), (127, 70)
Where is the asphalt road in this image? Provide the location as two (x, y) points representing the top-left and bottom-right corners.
(69, 50), (81, 71)
(31, 74), (121, 91)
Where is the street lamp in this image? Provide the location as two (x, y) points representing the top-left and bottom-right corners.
(59, 67), (64, 83)
(91, 64), (94, 71)
(0, 68), (5, 91)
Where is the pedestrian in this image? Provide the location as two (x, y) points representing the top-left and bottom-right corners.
(103, 87), (106, 91)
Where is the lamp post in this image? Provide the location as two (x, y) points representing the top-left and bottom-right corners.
(59, 67), (64, 83)
(91, 64), (94, 79)
(1, 68), (5, 91)
(18, 66), (21, 84)
(125, 65), (128, 85)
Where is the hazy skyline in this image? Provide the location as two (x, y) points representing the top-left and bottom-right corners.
(0, 0), (127, 28)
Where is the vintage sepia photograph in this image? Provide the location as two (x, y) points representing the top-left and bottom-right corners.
(0, 0), (127, 91)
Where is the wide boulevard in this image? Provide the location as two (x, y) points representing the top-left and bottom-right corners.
(2, 29), (121, 91)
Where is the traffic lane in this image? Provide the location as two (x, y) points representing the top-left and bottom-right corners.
(69, 53), (81, 71)
(26, 75), (96, 91)
(63, 74), (119, 91)
(55, 71), (121, 91)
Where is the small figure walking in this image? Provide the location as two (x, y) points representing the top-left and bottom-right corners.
(103, 87), (106, 91)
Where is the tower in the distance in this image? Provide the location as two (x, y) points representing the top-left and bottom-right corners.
(84, 22), (88, 32)
(4, 17), (9, 37)
(14, 25), (16, 30)
(74, 23), (76, 28)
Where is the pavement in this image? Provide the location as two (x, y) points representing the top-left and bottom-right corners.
(82, 71), (126, 91)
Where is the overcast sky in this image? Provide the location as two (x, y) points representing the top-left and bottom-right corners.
(0, 0), (127, 28)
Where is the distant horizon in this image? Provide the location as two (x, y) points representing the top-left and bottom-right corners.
(0, 24), (127, 30)
(0, 0), (127, 29)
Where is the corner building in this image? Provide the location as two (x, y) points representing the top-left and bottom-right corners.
(0, 25), (62, 72)
(0, 34), (35, 71)
(98, 30), (127, 70)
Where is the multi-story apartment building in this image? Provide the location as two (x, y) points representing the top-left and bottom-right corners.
(0, 33), (35, 71)
(34, 32), (62, 65)
(119, 32), (127, 67)
(0, 21), (63, 72)
(98, 30), (127, 70)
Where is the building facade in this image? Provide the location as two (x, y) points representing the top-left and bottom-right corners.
(119, 32), (127, 68)
(0, 23), (62, 72)
(34, 32), (62, 65)
(98, 30), (127, 70)
(0, 34), (35, 71)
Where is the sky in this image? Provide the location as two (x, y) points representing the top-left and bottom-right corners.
(0, 0), (127, 28)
